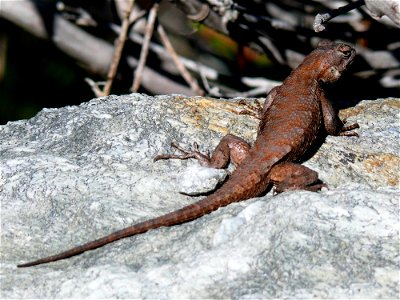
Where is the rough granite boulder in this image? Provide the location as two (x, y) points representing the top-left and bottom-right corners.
(0, 94), (399, 299)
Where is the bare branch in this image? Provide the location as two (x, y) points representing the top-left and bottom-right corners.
(132, 3), (159, 92)
(85, 78), (105, 97)
(313, 0), (365, 32)
(114, 23), (280, 95)
(157, 24), (205, 96)
(102, 0), (136, 96)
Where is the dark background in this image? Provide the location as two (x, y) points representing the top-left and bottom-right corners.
(0, 19), (95, 123)
(1, 0), (399, 125)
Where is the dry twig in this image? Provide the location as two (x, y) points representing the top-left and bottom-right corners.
(157, 24), (205, 96)
(85, 78), (105, 97)
(132, 2), (159, 92)
(102, 0), (136, 96)
(313, 0), (365, 32)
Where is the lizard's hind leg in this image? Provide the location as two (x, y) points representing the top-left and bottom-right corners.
(269, 162), (326, 194)
(154, 134), (251, 169)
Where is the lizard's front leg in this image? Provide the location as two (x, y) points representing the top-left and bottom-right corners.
(338, 121), (360, 136)
(154, 134), (251, 169)
(320, 93), (359, 136)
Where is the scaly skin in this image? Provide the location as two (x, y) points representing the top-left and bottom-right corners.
(18, 41), (358, 268)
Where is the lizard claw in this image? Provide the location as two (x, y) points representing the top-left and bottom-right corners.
(339, 122), (360, 137)
(238, 100), (263, 119)
(154, 142), (211, 166)
(273, 182), (327, 195)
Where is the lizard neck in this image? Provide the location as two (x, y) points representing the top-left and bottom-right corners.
(283, 49), (328, 92)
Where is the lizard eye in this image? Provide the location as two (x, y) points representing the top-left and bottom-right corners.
(342, 49), (352, 58)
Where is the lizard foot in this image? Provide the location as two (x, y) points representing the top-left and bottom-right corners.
(273, 182), (327, 195)
(154, 142), (212, 166)
(339, 121), (360, 137)
(155, 134), (251, 169)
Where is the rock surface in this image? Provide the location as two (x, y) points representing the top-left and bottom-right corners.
(0, 94), (399, 298)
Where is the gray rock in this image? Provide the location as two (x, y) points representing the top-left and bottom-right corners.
(177, 164), (228, 195)
(0, 94), (398, 298)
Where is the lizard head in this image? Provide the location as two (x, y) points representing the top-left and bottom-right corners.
(314, 41), (356, 83)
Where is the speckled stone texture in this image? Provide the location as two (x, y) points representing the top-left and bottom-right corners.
(0, 94), (398, 298)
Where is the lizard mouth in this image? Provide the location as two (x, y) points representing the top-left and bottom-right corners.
(344, 49), (356, 66)
(346, 54), (356, 66)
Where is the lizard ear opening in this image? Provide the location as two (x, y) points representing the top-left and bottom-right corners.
(320, 66), (341, 82)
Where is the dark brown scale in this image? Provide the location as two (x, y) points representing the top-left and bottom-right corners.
(18, 41), (359, 268)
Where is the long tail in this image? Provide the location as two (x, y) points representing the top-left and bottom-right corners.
(17, 173), (261, 268)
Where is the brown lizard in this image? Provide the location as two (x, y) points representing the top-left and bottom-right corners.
(17, 41), (359, 268)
